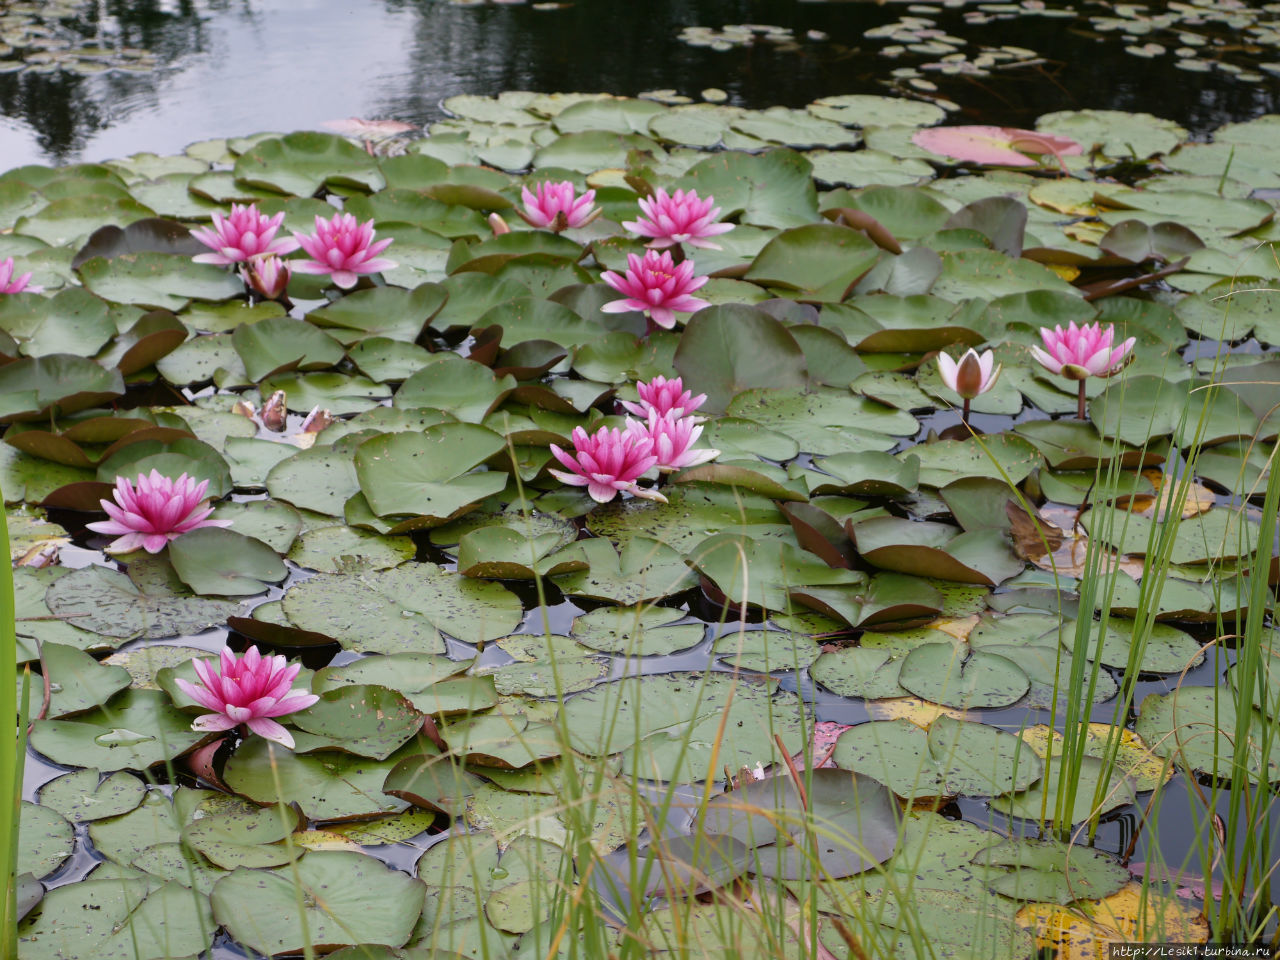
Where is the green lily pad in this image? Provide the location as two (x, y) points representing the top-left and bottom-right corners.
(561, 672), (807, 783)
(355, 424), (508, 523)
(711, 627), (820, 673)
(265, 443), (361, 516)
(307, 282), (446, 344)
(487, 634), (609, 697)
(287, 524), (415, 573)
(905, 433), (1041, 488)
(44, 559), (239, 640)
(233, 131), (385, 196)
(671, 305), (807, 414)
(726, 387), (916, 456)
(990, 754), (1141, 826)
(38, 642), (132, 717)
(168, 527), (287, 596)
(833, 715), (1042, 801)
(78, 251), (243, 312)
(852, 517), (1023, 585)
(1135, 686), (1280, 784)
(701, 768), (898, 878)
(18, 802), (74, 879)
(38, 768), (146, 823)
(181, 799), (301, 869)
(29, 688), (211, 771)
(585, 481), (791, 551)
(979, 838), (1129, 904)
(292, 685), (426, 760)
(0, 287), (114, 358)
(456, 525), (586, 579)
(691, 532), (865, 611)
(744, 223), (880, 301)
(676, 148), (819, 228)
(18, 877), (216, 960)
(231, 315), (345, 382)
(810, 646), (908, 700)
(282, 563), (521, 652)
(224, 737), (418, 819)
(554, 535), (698, 604)
(212, 851), (424, 955)
(898, 642), (1030, 709)
(571, 605), (704, 656)
(0, 354), (125, 422)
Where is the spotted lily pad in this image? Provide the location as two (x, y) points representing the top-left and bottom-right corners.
(562, 672), (807, 783)
(29, 688), (210, 771)
(212, 851), (424, 955)
(281, 563), (521, 652)
(18, 877), (217, 960)
(832, 716), (1042, 799)
(44, 558), (239, 640)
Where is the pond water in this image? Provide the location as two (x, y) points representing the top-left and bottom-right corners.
(2, 0), (1278, 167)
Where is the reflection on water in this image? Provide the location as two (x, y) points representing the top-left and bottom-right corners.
(0, 1), (1277, 166)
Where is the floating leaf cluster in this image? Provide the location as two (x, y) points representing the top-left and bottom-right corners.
(8, 90), (1275, 956)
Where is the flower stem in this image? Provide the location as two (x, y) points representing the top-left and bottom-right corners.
(1077, 381), (1087, 420)
(962, 397), (971, 431)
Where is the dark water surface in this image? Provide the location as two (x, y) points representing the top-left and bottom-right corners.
(1, 0), (1277, 167)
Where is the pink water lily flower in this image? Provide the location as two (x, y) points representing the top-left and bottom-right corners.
(601, 250), (710, 330)
(174, 646), (319, 749)
(0, 257), (41, 294)
(620, 374), (707, 420)
(1031, 321), (1135, 380)
(626, 411), (720, 472)
(292, 211), (396, 289)
(518, 180), (600, 232)
(86, 470), (231, 554)
(241, 255), (291, 301)
(1030, 321), (1135, 418)
(190, 203), (299, 266)
(549, 425), (666, 504)
(623, 187), (734, 250)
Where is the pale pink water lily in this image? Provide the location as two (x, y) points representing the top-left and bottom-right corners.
(619, 374), (707, 420)
(321, 117), (416, 139)
(86, 470), (231, 554)
(292, 211), (396, 289)
(0, 256), (41, 294)
(240, 255), (291, 301)
(549, 425), (666, 504)
(190, 203), (299, 266)
(174, 645), (319, 749)
(1030, 320), (1135, 418)
(937, 347), (1001, 429)
(518, 180), (600, 232)
(600, 250), (710, 330)
(911, 125), (1082, 171)
(622, 187), (734, 250)
(626, 411), (719, 472)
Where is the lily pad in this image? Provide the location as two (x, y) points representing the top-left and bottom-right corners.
(233, 131), (385, 196)
(832, 716), (1042, 799)
(212, 851), (424, 955)
(18, 877), (216, 960)
(44, 558), (239, 640)
(281, 563), (521, 652)
(562, 672), (808, 783)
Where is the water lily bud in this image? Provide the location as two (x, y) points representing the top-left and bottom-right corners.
(488, 213), (511, 235)
(241, 255), (291, 301)
(260, 390), (287, 432)
(937, 348), (1001, 399)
